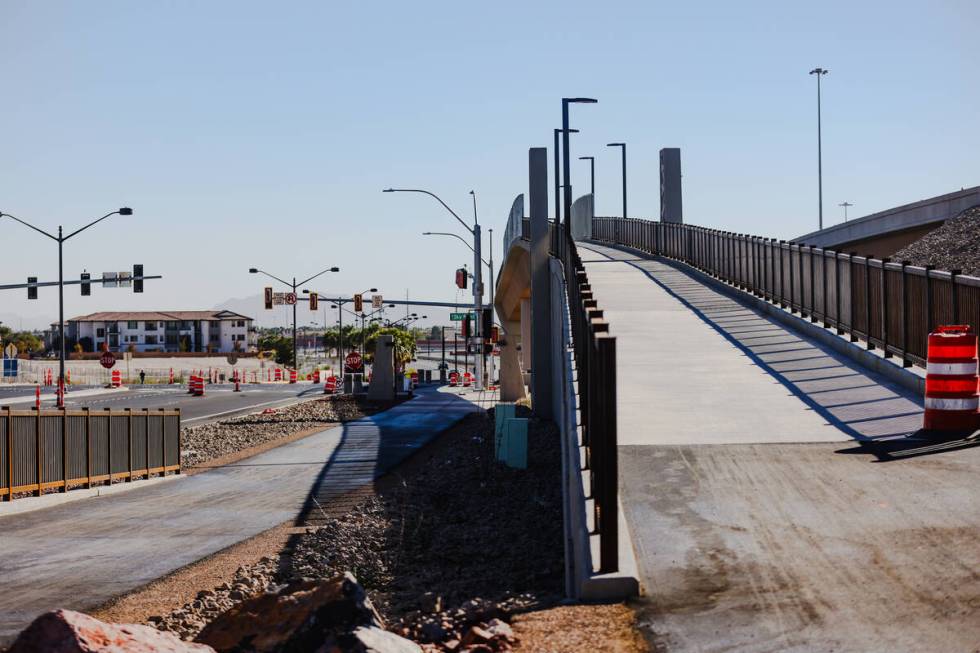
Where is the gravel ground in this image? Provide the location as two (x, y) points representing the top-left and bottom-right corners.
(180, 395), (391, 467)
(893, 205), (980, 276)
(149, 406), (577, 650)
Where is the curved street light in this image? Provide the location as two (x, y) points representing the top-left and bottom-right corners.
(1, 207), (134, 406)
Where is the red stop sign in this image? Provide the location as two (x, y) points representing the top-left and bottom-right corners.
(100, 351), (116, 369)
(345, 351), (362, 371)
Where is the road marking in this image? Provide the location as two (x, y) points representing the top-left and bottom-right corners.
(182, 396), (311, 423)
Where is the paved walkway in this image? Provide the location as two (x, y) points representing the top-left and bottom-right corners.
(0, 386), (480, 643)
(580, 242), (980, 652)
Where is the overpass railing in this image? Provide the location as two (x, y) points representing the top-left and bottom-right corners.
(1, 407), (181, 501)
(554, 224), (619, 574)
(593, 217), (980, 368)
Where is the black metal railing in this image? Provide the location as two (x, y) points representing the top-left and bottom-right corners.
(593, 217), (980, 368)
(1, 407), (181, 501)
(554, 224), (619, 574)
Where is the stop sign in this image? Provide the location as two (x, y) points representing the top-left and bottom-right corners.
(345, 351), (362, 371)
(100, 351), (116, 369)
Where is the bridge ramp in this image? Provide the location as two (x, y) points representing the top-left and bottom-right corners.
(580, 242), (980, 652)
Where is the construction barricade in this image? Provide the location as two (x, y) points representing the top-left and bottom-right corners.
(324, 375), (338, 394)
(110, 370), (122, 388)
(289, 369), (297, 384)
(923, 325), (979, 431)
(463, 372), (473, 387)
(188, 374), (205, 397)
(449, 372), (459, 387)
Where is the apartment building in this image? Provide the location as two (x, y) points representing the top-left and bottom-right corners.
(58, 310), (256, 353)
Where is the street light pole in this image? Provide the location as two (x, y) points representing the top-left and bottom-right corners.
(2, 207), (133, 407)
(562, 97), (598, 244)
(839, 201), (853, 222)
(579, 156), (595, 206)
(249, 265), (339, 372)
(810, 67), (829, 230)
(607, 143), (627, 228)
(383, 187), (485, 390)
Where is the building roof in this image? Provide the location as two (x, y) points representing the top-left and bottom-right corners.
(66, 310), (252, 323)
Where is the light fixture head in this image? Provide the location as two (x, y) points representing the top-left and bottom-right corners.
(248, 268), (258, 274)
(564, 97), (598, 104)
(119, 207), (133, 216)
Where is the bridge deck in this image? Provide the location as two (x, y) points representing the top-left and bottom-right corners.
(580, 242), (980, 652)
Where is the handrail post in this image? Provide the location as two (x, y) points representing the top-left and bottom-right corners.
(596, 333), (618, 574)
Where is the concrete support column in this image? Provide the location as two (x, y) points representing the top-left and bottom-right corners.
(660, 148), (683, 224)
(520, 298), (532, 374)
(529, 147), (554, 418)
(497, 319), (526, 402)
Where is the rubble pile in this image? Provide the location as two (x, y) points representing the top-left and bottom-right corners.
(180, 396), (373, 466)
(893, 206), (980, 277)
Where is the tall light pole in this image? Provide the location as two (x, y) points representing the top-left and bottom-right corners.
(384, 188), (486, 390)
(607, 142), (627, 238)
(839, 201), (853, 222)
(249, 266), (340, 372)
(810, 67), (829, 230)
(579, 156), (595, 205)
(310, 286), (376, 370)
(2, 207), (133, 406)
(554, 128), (580, 223)
(562, 97), (598, 244)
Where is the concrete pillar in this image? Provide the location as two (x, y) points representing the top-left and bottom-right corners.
(529, 147), (554, 418)
(520, 298), (532, 373)
(660, 147), (683, 223)
(367, 335), (395, 401)
(498, 319), (526, 402)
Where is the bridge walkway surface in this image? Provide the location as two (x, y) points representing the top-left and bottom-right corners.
(579, 242), (980, 652)
(0, 385), (481, 644)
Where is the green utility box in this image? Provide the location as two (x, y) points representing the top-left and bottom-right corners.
(494, 403), (516, 459)
(500, 417), (528, 469)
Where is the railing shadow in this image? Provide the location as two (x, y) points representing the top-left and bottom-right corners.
(292, 386), (479, 526)
(581, 242), (925, 443)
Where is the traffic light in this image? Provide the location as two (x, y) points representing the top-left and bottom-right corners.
(461, 314), (472, 338)
(455, 268), (467, 289)
(133, 264), (144, 293)
(309, 292), (318, 311)
(490, 325), (499, 343)
(80, 272), (91, 296)
(27, 277), (37, 300)
(264, 286), (273, 310)
(353, 294), (363, 313)
(481, 307), (492, 340)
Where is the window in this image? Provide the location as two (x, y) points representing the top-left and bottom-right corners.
(237, 320), (246, 328)
(166, 321), (178, 330)
(145, 321), (157, 331)
(180, 321), (192, 330)
(127, 321), (138, 329)
(145, 335), (158, 345)
(165, 334), (178, 345)
(96, 328), (105, 338)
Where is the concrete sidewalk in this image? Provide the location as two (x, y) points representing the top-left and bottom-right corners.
(0, 385), (481, 643)
(579, 242), (980, 652)
(579, 243), (923, 444)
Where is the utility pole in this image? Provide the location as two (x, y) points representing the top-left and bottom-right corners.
(810, 67), (829, 230)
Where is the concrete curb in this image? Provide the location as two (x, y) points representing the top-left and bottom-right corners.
(0, 386), (132, 405)
(0, 474), (182, 518)
(592, 241), (927, 398)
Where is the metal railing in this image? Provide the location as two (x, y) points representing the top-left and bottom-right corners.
(554, 224), (619, 573)
(1, 407), (181, 501)
(593, 217), (980, 368)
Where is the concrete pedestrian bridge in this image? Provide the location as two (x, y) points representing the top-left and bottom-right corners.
(492, 178), (980, 650)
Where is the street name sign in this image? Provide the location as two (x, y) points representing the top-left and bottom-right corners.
(450, 312), (469, 321)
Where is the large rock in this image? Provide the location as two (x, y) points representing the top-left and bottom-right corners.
(8, 609), (215, 653)
(195, 573), (418, 653)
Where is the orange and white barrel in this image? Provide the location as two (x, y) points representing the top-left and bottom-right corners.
(449, 372), (459, 387)
(324, 375), (338, 394)
(111, 370), (122, 388)
(289, 369), (298, 384)
(924, 325), (979, 431)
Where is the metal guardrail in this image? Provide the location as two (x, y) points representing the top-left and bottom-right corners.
(1, 407), (181, 501)
(593, 217), (980, 368)
(554, 223), (619, 574)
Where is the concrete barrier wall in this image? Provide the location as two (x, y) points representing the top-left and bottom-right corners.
(570, 193), (593, 241)
(795, 185), (980, 250)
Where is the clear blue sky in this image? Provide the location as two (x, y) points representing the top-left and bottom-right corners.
(2, 0), (977, 329)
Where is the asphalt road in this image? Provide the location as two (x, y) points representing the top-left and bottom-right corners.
(0, 383), (317, 424)
(0, 385), (481, 643)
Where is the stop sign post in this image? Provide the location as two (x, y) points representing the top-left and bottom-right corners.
(100, 351), (116, 369)
(345, 351), (363, 372)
